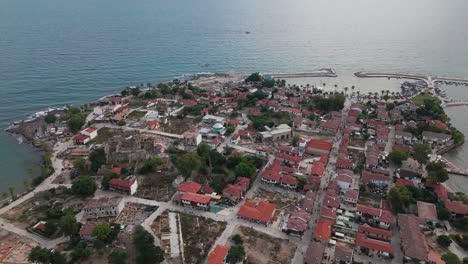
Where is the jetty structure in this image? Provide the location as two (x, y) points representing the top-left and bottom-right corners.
(355, 71), (468, 88)
(264, 68), (337, 78)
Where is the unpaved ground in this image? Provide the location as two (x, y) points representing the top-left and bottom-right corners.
(232, 225), (297, 264)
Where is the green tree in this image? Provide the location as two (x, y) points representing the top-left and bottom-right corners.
(442, 252), (461, 264)
(72, 176), (96, 196)
(175, 151), (201, 178)
(235, 162), (256, 178)
(116, 120), (126, 126)
(44, 113), (57, 124)
(71, 241), (91, 262)
(68, 114), (86, 133)
(388, 185), (412, 213)
(437, 235), (452, 247)
(93, 223), (113, 243)
(133, 225), (164, 264)
(8, 186), (15, 200)
(73, 158), (86, 174)
(262, 79), (275, 88)
(226, 244), (245, 264)
(245, 72), (262, 82)
(426, 161), (449, 184)
(413, 143), (431, 167)
(108, 251), (128, 264)
(225, 125), (235, 136)
(139, 157), (162, 174)
(59, 212), (79, 237)
(292, 134), (300, 147)
(388, 150), (408, 166)
(28, 247), (67, 264)
(197, 143), (212, 177)
(89, 148), (107, 172)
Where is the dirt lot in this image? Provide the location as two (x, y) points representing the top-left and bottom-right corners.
(294, 131), (334, 142)
(253, 188), (300, 210)
(160, 117), (193, 134)
(135, 171), (178, 202)
(151, 211), (226, 264)
(1, 187), (84, 229)
(179, 213), (226, 264)
(0, 229), (38, 264)
(232, 226), (296, 264)
(115, 203), (157, 226)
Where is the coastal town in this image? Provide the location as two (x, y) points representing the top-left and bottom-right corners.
(1, 71), (468, 264)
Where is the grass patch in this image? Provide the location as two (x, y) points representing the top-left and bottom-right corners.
(127, 110), (147, 120)
(411, 93), (439, 105)
(93, 128), (114, 144)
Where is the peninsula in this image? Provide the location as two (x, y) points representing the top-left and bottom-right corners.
(2, 71), (468, 264)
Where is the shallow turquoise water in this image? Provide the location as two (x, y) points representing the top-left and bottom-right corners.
(1, 0), (468, 192)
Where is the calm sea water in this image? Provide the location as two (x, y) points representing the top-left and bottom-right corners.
(2, 0), (468, 193)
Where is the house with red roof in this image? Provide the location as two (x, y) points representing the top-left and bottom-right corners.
(320, 207), (337, 224)
(431, 183), (448, 201)
(79, 222), (97, 241)
(207, 245), (229, 264)
(336, 173), (352, 192)
(395, 178), (414, 187)
(427, 120), (448, 130)
(305, 241), (325, 264)
(237, 200), (276, 226)
(314, 220), (332, 241)
(180, 193), (211, 210)
(222, 177), (250, 203)
(344, 190), (359, 204)
(336, 157), (353, 170)
(301, 191), (316, 214)
(356, 233), (394, 257)
(307, 140), (333, 156)
(81, 127), (98, 140)
(280, 174), (298, 189)
(275, 152), (302, 166)
(445, 201), (468, 219)
(358, 224), (392, 242)
(147, 119), (160, 130)
(323, 193), (340, 209)
(320, 120), (340, 134)
(310, 161), (326, 177)
(178, 181), (202, 194)
(361, 170), (391, 188)
(73, 134), (90, 145)
(356, 204), (392, 229)
(283, 209), (310, 236)
(260, 164), (282, 185)
(109, 176), (138, 195)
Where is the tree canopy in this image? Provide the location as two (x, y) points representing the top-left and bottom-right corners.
(426, 161), (449, 184)
(413, 143), (431, 166)
(235, 162), (256, 178)
(175, 151), (201, 178)
(44, 113), (57, 124)
(133, 225), (165, 264)
(72, 176), (96, 196)
(437, 235), (452, 247)
(388, 185), (412, 213)
(28, 247), (67, 264)
(89, 148), (107, 172)
(245, 72), (262, 83)
(388, 149), (408, 166)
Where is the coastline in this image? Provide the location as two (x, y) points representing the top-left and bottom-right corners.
(4, 71), (468, 196)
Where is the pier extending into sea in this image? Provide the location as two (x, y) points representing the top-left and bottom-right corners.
(265, 68), (337, 78)
(355, 71), (468, 88)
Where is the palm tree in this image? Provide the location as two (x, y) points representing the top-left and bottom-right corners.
(8, 186), (15, 201)
(1, 192), (7, 201)
(344, 87), (349, 96)
(351, 85), (355, 91)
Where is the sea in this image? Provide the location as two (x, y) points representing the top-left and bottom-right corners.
(1, 0), (468, 194)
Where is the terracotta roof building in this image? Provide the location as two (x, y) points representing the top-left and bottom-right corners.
(305, 241), (325, 264)
(356, 233), (394, 256)
(237, 200), (276, 225)
(207, 245), (229, 264)
(356, 204), (392, 229)
(398, 214), (429, 262)
(445, 201), (468, 219)
(178, 181), (202, 193)
(180, 193), (211, 210)
(314, 220), (331, 241)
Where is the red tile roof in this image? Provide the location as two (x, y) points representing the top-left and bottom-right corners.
(207, 245), (228, 264)
(314, 220), (332, 241)
(398, 214), (429, 261)
(432, 183), (448, 200)
(319, 155), (329, 164)
(111, 167), (121, 174)
(323, 193), (340, 209)
(84, 127), (96, 133)
(356, 233), (394, 254)
(320, 207), (337, 223)
(310, 161), (326, 176)
(358, 224), (392, 239)
(445, 201), (468, 215)
(237, 200), (276, 224)
(275, 153), (302, 163)
(109, 177), (136, 190)
(73, 134), (89, 142)
(305, 241), (325, 264)
(223, 184), (243, 197)
(178, 181), (202, 193)
(357, 204), (392, 224)
(280, 174), (298, 186)
(345, 190), (359, 200)
(396, 178), (414, 187)
(307, 140), (333, 151)
(181, 192), (211, 204)
(336, 157), (353, 168)
(261, 166), (282, 182)
(79, 222), (96, 237)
